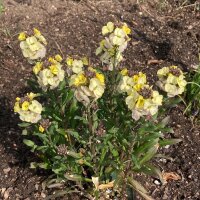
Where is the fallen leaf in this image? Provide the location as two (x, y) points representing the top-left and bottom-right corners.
(98, 181), (115, 190)
(162, 172), (181, 184)
(147, 59), (163, 65)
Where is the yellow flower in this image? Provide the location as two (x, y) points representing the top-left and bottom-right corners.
(120, 68), (128, 76)
(55, 54), (63, 62)
(14, 102), (21, 112)
(102, 22), (114, 35)
(95, 73), (105, 85)
(21, 101), (30, 111)
(48, 57), (57, 64)
(33, 62), (43, 75)
(34, 28), (41, 36)
(39, 125), (44, 133)
(134, 83), (142, 91)
(18, 32), (26, 41)
(135, 96), (144, 108)
(49, 65), (58, 75)
(157, 67), (169, 77)
(66, 57), (73, 66)
(73, 74), (87, 87)
(82, 57), (89, 65)
(16, 97), (21, 101)
(122, 23), (131, 35)
(27, 92), (37, 100)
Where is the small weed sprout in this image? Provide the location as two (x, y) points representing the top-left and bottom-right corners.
(15, 23), (188, 199)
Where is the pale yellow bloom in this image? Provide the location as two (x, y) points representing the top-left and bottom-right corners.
(102, 22), (114, 35)
(118, 76), (134, 94)
(70, 73), (87, 87)
(89, 78), (105, 99)
(120, 68), (128, 76)
(29, 100), (43, 114)
(66, 57), (73, 66)
(33, 62), (43, 75)
(55, 54), (63, 62)
(27, 92), (37, 100)
(72, 59), (84, 74)
(37, 64), (65, 90)
(48, 57), (57, 64)
(157, 66), (187, 97)
(20, 36), (46, 60)
(14, 102), (21, 112)
(34, 28), (41, 36)
(82, 57), (89, 65)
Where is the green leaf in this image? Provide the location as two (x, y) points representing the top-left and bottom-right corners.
(111, 149), (119, 157)
(159, 138), (182, 147)
(128, 178), (153, 200)
(23, 139), (35, 147)
(67, 129), (86, 144)
(139, 145), (158, 166)
(22, 129), (28, 135)
(18, 122), (31, 128)
(38, 162), (49, 169)
(74, 116), (88, 124)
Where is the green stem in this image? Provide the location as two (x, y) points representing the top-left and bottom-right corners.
(178, 95), (187, 107)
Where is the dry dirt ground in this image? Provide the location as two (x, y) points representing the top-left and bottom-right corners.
(0, 0), (200, 199)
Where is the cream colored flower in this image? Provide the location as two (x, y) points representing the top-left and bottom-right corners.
(69, 73), (87, 87)
(20, 36), (46, 60)
(89, 78), (105, 99)
(157, 66), (187, 97)
(74, 86), (93, 106)
(72, 59), (84, 74)
(37, 64), (65, 90)
(29, 100), (43, 114)
(14, 95), (43, 124)
(118, 76), (134, 94)
(102, 22), (114, 35)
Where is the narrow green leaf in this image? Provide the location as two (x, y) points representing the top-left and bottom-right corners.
(159, 138), (182, 147)
(18, 122), (31, 127)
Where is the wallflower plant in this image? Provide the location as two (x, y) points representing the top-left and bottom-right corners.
(15, 24), (187, 199)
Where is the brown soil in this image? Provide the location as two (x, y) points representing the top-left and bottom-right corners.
(0, 0), (200, 199)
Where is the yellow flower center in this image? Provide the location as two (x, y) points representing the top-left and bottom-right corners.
(74, 74), (87, 86)
(135, 96), (144, 108)
(18, 32), (26, 41)
(50, 65), (59, 75)
(120, 68), (128, 76)
(96, 73), (105, 85)
(21, 101), (30, 111)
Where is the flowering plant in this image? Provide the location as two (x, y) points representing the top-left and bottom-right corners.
(15, 23), (186, 199)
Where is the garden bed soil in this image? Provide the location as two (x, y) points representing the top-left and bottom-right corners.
(0, 0), (200, 199)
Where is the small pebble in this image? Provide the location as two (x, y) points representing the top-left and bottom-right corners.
(154, 179), (161, 185)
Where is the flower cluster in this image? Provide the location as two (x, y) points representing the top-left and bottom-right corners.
(119, 69), (163, 120)
(33, 55), (65, 91)
(96, 22), (131, 71)
(67, 58), (105, 105)
(14, 93), (43, 123)
(18, 28), (47, 61)
(157, 66), (187, 97)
